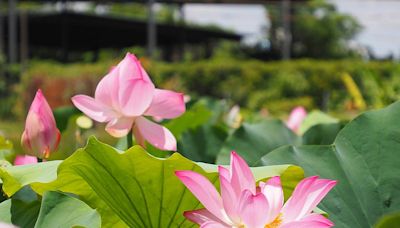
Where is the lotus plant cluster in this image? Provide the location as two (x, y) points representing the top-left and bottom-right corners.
(12, 52), (337, 227)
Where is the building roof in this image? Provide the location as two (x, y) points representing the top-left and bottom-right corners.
(2, 11), (241, 51)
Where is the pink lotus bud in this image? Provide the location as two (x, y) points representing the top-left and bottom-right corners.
(21, 89), (61, 159)
(286, 106), (307, 133)
(14, 155), (38, 166)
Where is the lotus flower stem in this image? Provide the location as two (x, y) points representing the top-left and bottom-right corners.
(127, 129), (133, 149)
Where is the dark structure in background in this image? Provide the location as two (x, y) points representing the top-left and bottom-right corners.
(0, 11), (241, 62)
(1, 0), (305, 63)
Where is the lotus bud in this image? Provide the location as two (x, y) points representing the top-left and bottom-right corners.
(21, 89), (61, 159)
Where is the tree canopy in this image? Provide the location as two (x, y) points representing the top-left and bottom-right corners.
(268, 0), (362, 59)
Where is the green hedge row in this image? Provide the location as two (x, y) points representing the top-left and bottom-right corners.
(16, 58), (400, 118)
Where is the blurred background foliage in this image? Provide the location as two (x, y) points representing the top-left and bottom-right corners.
(1, 0), (390, 119)
(11, 56), (400, 119)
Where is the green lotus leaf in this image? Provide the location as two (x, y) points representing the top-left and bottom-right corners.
(35, 191), (101, 228)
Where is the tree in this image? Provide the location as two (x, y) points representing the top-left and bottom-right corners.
(268, 0), (362, 59)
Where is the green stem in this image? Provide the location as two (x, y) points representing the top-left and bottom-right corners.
(127, 129), (133, 149)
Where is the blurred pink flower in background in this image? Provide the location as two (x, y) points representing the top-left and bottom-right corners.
(286, 106), (307, 133)
(176, 151), (336, 228)
(72, 53), (185, 151)
(14, 155), (38, 166)
(21, 89), (61, 159)
(0, 222), (18, 228)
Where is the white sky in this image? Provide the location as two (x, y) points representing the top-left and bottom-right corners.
(183, 4), (268, 40)
(184, 0), (400, 58)
(332, 0), (400, 58)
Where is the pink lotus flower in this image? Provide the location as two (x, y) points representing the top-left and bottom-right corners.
(176, 152), (336, 228)
(21, 89), (61, 159)
(71, 53), (185, 151)
(286, 106), (307, 133)
(14, 155), (38, 165)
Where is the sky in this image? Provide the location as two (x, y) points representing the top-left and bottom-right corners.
(183, 4), (268, 44)
(183, 0), (400, 58)
(183, 4), (268, 37)
(333, 0), (400, 58)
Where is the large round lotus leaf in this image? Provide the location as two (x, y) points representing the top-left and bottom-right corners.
(302, 123), (341, 145)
